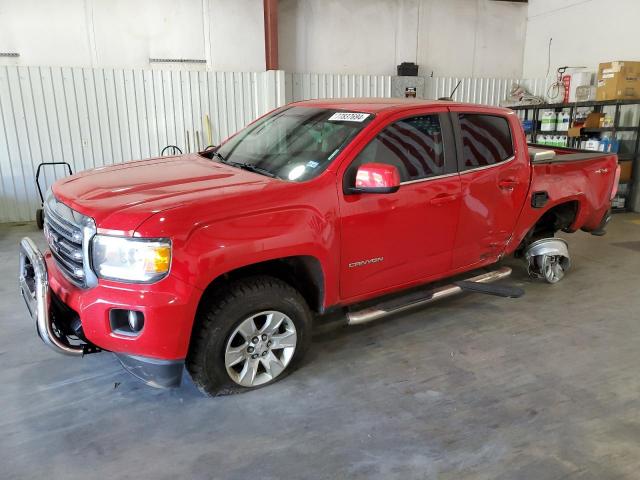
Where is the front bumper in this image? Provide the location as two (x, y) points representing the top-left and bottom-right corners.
(19, 237), (195, 388)
(19, 237), (90, 355)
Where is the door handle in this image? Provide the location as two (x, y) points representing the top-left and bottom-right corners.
(429, 194), (457, 206)
(498, 179), (519, 190)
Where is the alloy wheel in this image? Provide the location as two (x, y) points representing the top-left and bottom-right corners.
(224, 310), (298, 387)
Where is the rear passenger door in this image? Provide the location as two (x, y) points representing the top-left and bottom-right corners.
(338, 111), (461, 300)
(449, 109), (529, 269)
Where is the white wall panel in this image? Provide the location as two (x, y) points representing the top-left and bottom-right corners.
(208, 0), (266, 71)
(0, 66), (285, 222)
(287, 73), (392, 102)
(279, 0), (527, 78)
(427, 77), (520, 106)
(523, 0), (640, 78)
(0, 0), (264, 72)
(287, 74), (544, 107)
(0, 0), (93, 67)
(90, 0), (206, 68)
(288, 73), (543, 107)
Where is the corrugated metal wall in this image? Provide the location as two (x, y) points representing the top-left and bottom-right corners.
(286, 73), (551, 106)
(0, 66), (284, 222)
(286, 72), (393, 102)
(0, 67), (544, 223)
(429, 77), (519, 105)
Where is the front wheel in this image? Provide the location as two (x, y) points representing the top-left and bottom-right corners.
(186, 276), (312, 396)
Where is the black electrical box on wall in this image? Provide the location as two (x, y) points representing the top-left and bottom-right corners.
(397, 62), (419, 76)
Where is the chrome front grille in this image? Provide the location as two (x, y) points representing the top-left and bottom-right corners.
(43, 195), (97, 289)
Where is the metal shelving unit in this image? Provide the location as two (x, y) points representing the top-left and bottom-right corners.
(510, 99), (640, 211)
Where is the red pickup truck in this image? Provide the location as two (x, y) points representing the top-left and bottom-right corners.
(19, 99), (619, 396)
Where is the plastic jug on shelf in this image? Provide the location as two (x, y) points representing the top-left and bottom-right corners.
(540, 111), (557, 132)
(557, 112), (570, 132)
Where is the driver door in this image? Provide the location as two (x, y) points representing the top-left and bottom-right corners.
(338, 111), (461, 300)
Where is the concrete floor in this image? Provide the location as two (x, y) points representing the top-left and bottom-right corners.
(2, 215), (640, 479)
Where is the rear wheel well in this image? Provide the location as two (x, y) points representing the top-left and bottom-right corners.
(197, 256), (325, 315)
(516, 201), (579, 254)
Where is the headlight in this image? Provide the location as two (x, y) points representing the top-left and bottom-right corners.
(91, 235), (171, 283)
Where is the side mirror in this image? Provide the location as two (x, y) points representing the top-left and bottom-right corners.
(347, 163), (401, 194)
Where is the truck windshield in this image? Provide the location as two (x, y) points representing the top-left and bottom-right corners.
(211, 106), (374, 181)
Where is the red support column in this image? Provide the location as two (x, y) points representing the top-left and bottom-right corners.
(264, 0), (278, 71)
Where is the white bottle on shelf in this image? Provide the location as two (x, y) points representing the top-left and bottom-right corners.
(585, 139), (600, 151)
(557, 112), (570, 131)
(540, 111), (557, 132)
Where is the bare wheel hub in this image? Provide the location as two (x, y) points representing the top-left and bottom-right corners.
(539, 254), (566, 283)
(224, 310), (297, 387)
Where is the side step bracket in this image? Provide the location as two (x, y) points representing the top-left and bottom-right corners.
(347, 266), (517, 325)
(454, 280), (524, 298)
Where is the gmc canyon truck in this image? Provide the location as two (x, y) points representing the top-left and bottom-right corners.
(19, 99), (619, 396)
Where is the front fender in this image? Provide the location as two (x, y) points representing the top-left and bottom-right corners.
(141, 205), (340, 310)
(195, 207), (335, 281)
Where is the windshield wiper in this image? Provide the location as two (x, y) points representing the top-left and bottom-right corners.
(211, 151), (277, 179)
(210, 150), (227, 163)
(230, 161), (278, 178)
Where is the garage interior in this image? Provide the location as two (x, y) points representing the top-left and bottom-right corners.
(2, 1), (640, 479)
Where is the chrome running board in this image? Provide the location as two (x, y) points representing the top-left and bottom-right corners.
(346, 266), (513, 325)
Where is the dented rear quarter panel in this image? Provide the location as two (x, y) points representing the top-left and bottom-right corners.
(506, 150), (618, 254)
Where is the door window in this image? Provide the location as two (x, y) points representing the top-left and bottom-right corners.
(347, 115), (446, 184)
(458, 114), (514, 171)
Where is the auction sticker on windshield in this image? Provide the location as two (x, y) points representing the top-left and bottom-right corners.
(328, 112), (371, 122)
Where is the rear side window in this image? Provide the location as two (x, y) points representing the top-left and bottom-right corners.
(458, 114), (514, 171)
(349, 114), (446, 183)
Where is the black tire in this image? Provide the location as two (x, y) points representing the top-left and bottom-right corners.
(186, 276), (312, 396)
(36, 209), (44, 230)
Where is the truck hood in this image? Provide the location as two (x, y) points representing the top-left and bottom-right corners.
(53, 154), (277, 233)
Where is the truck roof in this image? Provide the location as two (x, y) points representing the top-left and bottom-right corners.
(291, 97), (513, 115)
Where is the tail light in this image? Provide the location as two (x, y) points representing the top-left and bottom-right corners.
(611, 164), (621, 200)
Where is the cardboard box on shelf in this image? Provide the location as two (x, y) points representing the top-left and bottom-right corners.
(568, 126), (583, 137)
(567, 113), (604, 137)
(596, 61), (640, 101)
(619, 160), (633, 182)
(584, 112), (605, 128)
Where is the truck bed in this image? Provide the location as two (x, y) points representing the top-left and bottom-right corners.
(523, 144), (618, 234)
(528, 144), (615, 165)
